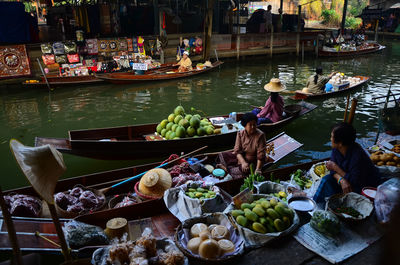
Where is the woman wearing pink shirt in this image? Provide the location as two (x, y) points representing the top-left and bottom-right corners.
(252, 78), (285, 124)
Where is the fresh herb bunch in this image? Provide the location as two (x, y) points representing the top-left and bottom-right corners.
(240, 164), (265, 192)
(292, 169), (312, 189)
(333, 206), (362, 218)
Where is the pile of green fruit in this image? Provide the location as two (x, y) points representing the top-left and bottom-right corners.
(231, 198), (295, 234)
(268, 191), (288, 203)
(156, 105), (221, 140)
(185, 187), (216, 200)
(292, 169), (313, 189)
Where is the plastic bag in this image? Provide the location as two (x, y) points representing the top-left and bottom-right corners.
(41, 43), (53, 54)
(42, 54), (55, 65)
(375, 178), (400, 224)
(63, 220), (110, 249)
(64, 41), (77, 54)
(52, 42), (65, 55)
(55, 55), (67, 64)
(310, 210), (341, 237)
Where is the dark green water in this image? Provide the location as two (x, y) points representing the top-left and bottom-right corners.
(1, 40), (399, 190)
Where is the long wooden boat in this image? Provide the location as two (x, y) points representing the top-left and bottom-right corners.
(1, 156), (325, 254)
(96, 61), (223, 84)
(293, 76), (370, 100)
(318, 42), (385, 57)
(21, 74), (104, 87)
(34, 102), (317, 160)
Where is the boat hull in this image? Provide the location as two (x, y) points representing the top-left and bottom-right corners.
(318, 43), (385, 57)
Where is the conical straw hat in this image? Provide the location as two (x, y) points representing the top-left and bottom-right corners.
(139, 168), (172, 197)
(264, 78), (286, 92)
(9, 139), (66, 204)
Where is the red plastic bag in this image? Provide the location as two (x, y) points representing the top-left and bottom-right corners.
(42, 54), (55, 65)
(67, 53), (80, 63)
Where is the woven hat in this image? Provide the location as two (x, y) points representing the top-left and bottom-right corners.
(139, 168), (172, 197)
(264, 78), (286, 92)
(9, 139), (66, 204)
(204, 61), (212, 67)
(183, 51), (189, 56)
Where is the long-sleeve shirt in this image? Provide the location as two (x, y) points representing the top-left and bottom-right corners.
(305, 74), (330, 94)
(177, 57), (192, 70)
(233, 128), (266, 164)
(331, 143), (380, 193)
(257, 95), (284, 123)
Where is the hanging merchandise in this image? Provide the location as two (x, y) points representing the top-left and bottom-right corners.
(42, 54), (55, 65)
(194, 37), (203, 55)
(52, 42), (65, 55)
(67, 53), (80, 63)
(137, 36), (146, 56)
(118, 38), (128, 52)
(98, 39), (109, 53)
(41, 43), (53, 54)
(86, 39), (98, 55)
(183, 39), (190, 54)
(64, 41), (77, 54)
(126, 38), (134, 52)
(55, 55), (68, 64)
(132, 38), (139, 53)
(77, 45), (88, 55)
(76, 30), (84, 43)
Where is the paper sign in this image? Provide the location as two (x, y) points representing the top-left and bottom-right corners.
(132, 63), (148, 71)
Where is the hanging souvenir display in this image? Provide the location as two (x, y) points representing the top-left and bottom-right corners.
(76, 30), (84, 43)
(0, 45), (31, 79)
(132, 38), (139, 53)
(86, 39), (98, 55)
(118, 38), (128, 51)
(77, 45), (88, 55)
(109, 39), (118, 52)
(194, 37), (203, 55)
(52, 42), (65, 55)
(137, 36), (146, 56)
(97, 39), (109, 53)
(126, 38), (134, 52)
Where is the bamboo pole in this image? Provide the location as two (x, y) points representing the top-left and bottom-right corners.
(347, 98), (358, 125)
(236, 35), (240, 60)
(270, 28), (274, 58)
(374, 19), (379, 42)
(37, 58), (51, 90)
(0, 186), (23, 265)
(47, 203), (72, 261)
(343, 95), (350, 122)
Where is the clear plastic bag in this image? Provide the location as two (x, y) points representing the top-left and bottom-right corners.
(374, 178), (400, 224)
(63, 220), (110, 249)
(310, 210), (341, 237)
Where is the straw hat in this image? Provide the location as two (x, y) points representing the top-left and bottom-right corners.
(204, 61), (213, 67)
(264, 78), (286, 92)
(9, 139), (66, 204)
(183, 51), (189, 56)
(138, 168), (172, 197)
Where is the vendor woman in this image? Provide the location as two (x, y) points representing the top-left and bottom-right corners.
(252, 78), (285, 124)
(302, 67), (335, 94)
(313, 122), (380, 203)
(176, 51), (192, 72)
(216, 113), (266, 178)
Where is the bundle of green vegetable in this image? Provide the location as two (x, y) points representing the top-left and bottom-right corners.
(310, 210), (341, 237)
(291, 169), (313, 189)
(240, 164), (265, 192)
(333, 206), (361, 218)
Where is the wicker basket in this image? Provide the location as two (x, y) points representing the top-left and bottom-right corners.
(55, 185), (106, 218)
(134, 182), (162, 201)
(327, 193), (373, 223)
(284, 105), (302, 117)
(108, 193), (142, 209)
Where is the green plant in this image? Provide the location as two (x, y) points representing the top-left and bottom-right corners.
(345, 17), (362, 29)
(321, 9), (340, 26)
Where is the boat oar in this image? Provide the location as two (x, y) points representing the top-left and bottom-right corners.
(100, 145), (208, 194)
(36, 58), (51, 90)
(35, 231), (61, 248)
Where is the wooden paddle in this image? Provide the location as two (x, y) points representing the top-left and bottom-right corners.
(99, 145), (208, 194)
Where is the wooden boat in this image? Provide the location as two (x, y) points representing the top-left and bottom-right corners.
(318, 42), (385, 57)
(1, 155), (324, 254)
(34, 102), (317, 160)
(95, 61), (223, 84)
(22, 74), (104, 87)
(293, 76), (370, 100)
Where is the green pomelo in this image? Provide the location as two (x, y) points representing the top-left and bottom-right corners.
(193, 114), (201, 120)
(171, 124), (178, 132)
(185, 114), (193, 121)
(174, 115), (183, 124)
(168, 113), (175, 122)
(161, 129), (167, 137)
(156, 124), (163, 134)
(165, 131), (172, 139)
(160, 119), (168, 129)
(179, 119), (190, 129)
(190, 117), (200, 128)
(187, 126), (196, 137)
(206, 126), (214, 135)
(197, 127), (206, 136)
(176, 126), (186, 138)
(174, 106), (185, 116)
(166, 122), (174, 131)
(169, 132), (176, 139)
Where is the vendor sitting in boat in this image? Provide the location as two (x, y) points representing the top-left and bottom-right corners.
(302, 67), (336, 94)
(252, 78), (285, 124)
(176, 51), (193, 72)
(313, 122), (380, 204)
(217, 113), (266, 178)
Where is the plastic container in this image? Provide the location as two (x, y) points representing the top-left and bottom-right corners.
(212, 168), (225, 178)
(362, 187), (377, 201)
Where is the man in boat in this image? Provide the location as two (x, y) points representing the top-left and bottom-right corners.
(252, 78), (285, 124)
(217, 113), (266, 178)
(302, 67), (335, 94)
(313, 122), (380, 204)
(176, 51), (193, 72)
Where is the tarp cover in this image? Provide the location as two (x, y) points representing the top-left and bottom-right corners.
(0, 2), (30, 43)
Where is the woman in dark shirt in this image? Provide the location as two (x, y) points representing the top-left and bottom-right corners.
(313, 122), (380, 203)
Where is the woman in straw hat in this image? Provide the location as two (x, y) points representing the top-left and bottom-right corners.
(175, 51), (193, 72)
(252, 78), (285, 124)
(302, 67), (336, 94)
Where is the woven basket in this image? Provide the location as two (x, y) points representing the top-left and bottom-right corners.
(134, 182), (161, 201)
(108, 193), (142, 209)
(327, 193), (373, 223)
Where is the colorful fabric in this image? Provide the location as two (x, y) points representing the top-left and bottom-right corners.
(0, 45), (31, 78)
(257, 95), (284, 123)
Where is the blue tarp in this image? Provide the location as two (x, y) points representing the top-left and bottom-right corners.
(0, 2), (31, 43)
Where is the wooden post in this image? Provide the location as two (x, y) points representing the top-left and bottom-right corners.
(47, 203), (72, 261)
(315, 37), (319, 58)
(341, 0), (349, 32)
(270, 28), (273, 58)
(236, 35), (240, 60)
(296, 5), (301, 57)
(343, 95), (350, 122)
(301, 41), (304, 62)
(237, 0), (240, 34)
(203, 0), (215, 60)
(347, 98), (358, 125)
(0, 186), (23, 265)
(374, 19), (379, 42)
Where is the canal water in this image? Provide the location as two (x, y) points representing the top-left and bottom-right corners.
(1, 39), (399, 190)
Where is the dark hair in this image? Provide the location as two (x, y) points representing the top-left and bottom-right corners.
(331, 122), (356, 146)
(314, 67), (323, 84)
(270, 92), (279, 103)
(268, 5), (272, 9)
(240, 112), (258, 127)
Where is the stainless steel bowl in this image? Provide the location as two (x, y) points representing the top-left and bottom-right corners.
(288, 196), (316, 212)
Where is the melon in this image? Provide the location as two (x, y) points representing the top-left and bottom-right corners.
(169, 132), (176, 139)
(161, 129), (167, 137)
(206, 126), (214, 135)
(185, 114), (193, 121)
